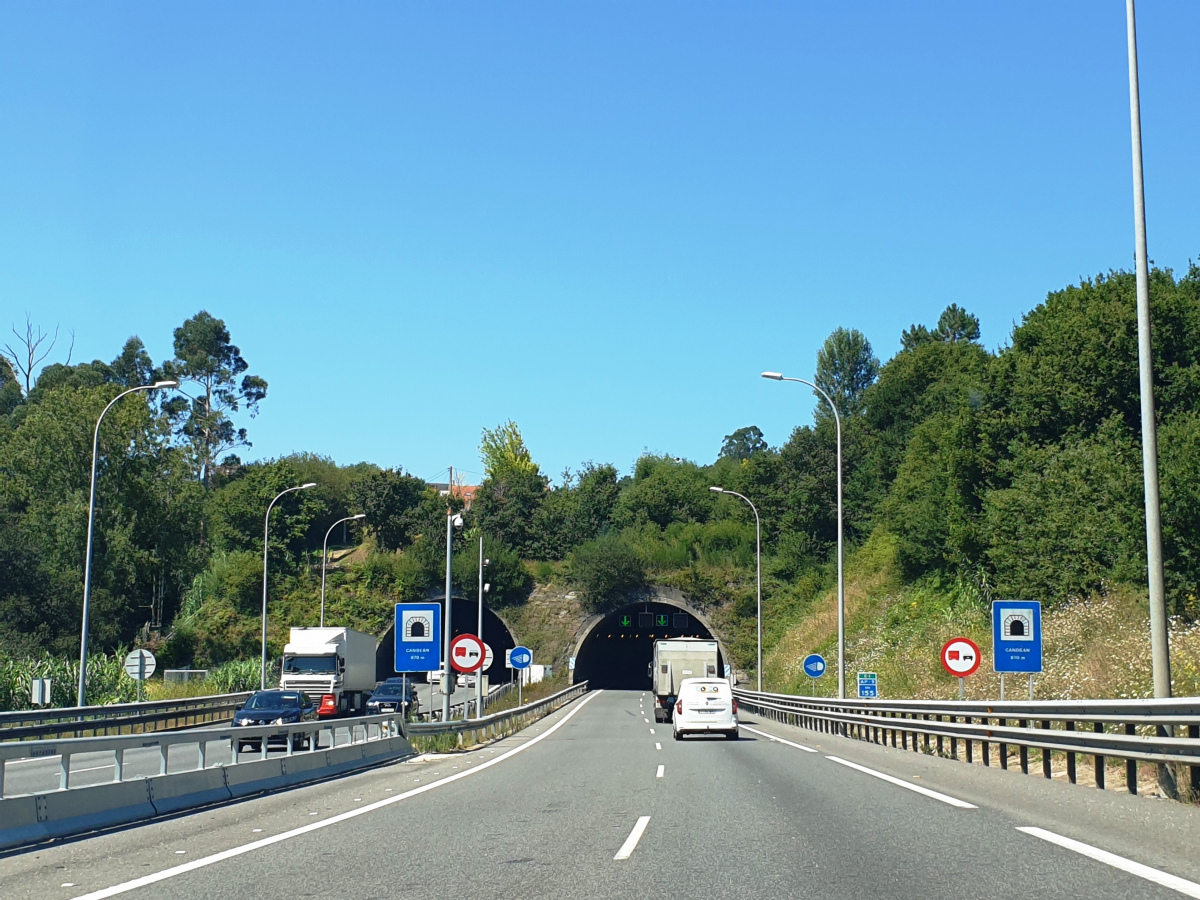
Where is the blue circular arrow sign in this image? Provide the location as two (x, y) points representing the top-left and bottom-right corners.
(509, 645), (533, 670)
(802, 654), (827, 678)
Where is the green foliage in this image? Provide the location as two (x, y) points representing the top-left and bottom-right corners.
(719, 426), (768, 462)
(531, 463), (620, 558)
(479, 420), (539, 479)
(612, 455), (714, 529)
(474, 465), (547, 555)
(814, 327), (879, 420)
(567, 533), (646, 611)
(350, 468), (427, 551)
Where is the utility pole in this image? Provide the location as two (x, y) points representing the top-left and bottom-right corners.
(442, 466), (454, 723)
(477, 535), (487, 717)
(1126, 0), (1171, 701)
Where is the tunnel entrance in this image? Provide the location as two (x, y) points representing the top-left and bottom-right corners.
(376, 598), (517, 684)
(573, 601), (723, 690)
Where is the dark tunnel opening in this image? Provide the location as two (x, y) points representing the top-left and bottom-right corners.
(573, 601), (723, 690)
(376, 598), (517, 684)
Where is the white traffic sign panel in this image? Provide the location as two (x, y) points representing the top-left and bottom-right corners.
(450, 634), (486, 673)
(482, 642), (494, 671)
(124, 649), (156, 680)
(940, 638), (981, 678)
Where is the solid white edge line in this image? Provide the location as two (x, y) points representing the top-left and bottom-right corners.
(826, 756), (977, 808)
(1017, 827), (1200, 898)
(739, 724), (818, 753)
(71, 691), (603, 900)
(655, 765), (664, 778)
(613, 815), (652, 860)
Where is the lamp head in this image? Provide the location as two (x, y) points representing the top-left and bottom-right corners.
(351, 513), (366, 520)
(301, 482), (317, 489)
(153, 380), (179, 389)
(709, 486), (725, 493)
(761, 372), (784, 381)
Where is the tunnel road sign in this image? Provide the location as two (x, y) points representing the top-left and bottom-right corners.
(992, 601), (1043, 674)
(450, 634), (486, 673)
(802, 654), (827, 679)
(395, 602), (441, 672)
(940, 637), (981, 678)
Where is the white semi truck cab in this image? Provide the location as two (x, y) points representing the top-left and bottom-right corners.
(650, 639), (720, 723)
(279, 627), (377, 717)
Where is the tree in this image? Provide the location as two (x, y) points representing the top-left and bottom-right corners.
(2, 315), (73, 396)
(479, 420), (539, 479)
(936, 304), (981, 343)
(814, 327), (878, 420)
(900, 323), (935, 351)
(350, 468), (429, 552)
(567, 533), (645, 611)
(474, 421), (547, 555)
(164, 312), (268, 485)
(110, 337), (156, 387)
(719, 426), (768, 461)
(531, 462), (621, 558)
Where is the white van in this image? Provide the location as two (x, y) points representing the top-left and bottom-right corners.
(672, 678), (738, 740)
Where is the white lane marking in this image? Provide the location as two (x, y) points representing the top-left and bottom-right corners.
(826, 756), (977, 808)
(740, 725), (818, 753)
(656, 765), (664, 778)
(71, 692), (602, 900)
(655, 743), (661, 750)
(613, 815), (652, 860)
(643, 718), (649, 723)
(1017, 827), (1200, 898)
(649, 729), (654, 734)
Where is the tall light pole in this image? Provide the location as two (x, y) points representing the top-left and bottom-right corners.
(262, 483), (316, 690)
(442, 507), (464, 722)
(476, 537), (489, 718)
(321, 514), (364, 627)
(710, 487), (761, 691)
(77, 379), (178, 708)
(762, 371), (846, 699)
(1126, 0), (1171, 701)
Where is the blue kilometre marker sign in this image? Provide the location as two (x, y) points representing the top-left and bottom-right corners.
(802, 654), (826, 678)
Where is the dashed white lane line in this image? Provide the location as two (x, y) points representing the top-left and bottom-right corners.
(70, 692), (603, 900)
(614, 816), (652, 860)
(655, 743), (661, 750)
(826, 756), (977, 808)
(649, 729), (654, 734)
(644, 718), (649, 723)
(656, 765), (664, 779)
(1017, 827), (1200, 898)
(740, 725), (818, 752)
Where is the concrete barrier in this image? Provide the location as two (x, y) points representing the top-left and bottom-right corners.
(39, 780), (157, 841)
(146, 768), (231, 816)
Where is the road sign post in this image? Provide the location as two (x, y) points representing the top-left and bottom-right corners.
(940, 638), (981, 699)
(124, 649), (156, 703)
(857, 672), (878, 699)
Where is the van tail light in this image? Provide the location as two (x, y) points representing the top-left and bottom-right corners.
(676, 700), (683, 715)
(318, 694), (338, 716)
(732, 699), (738, 715)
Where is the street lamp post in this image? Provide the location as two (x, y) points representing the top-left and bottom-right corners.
(77, 380), (178, 708)
(476, 538), (490, 718)
(442, 509), (464, 722)
(261, 483), (317, 690)
(762, 371), (846, 699)
(710, 487), (761, 691)
(321, 514), (365, 627)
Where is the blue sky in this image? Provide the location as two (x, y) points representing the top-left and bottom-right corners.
(2, 2), (1197, 484)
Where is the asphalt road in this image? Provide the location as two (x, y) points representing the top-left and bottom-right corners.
(5, 690), (1200, 900)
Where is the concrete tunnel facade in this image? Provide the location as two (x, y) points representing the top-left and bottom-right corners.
(570, 596), (728, 690)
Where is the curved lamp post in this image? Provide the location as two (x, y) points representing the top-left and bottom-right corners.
(762, 371), (845, 699)
(262, 483), (317, 689)
(710, 487), (761, 691)
(77, 380), (178, 707)
(321, 514), (364, 627)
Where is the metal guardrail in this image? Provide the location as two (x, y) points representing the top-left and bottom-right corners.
(414, 681), (515, 724)
(734, 688), (1200, 797)
(0, 712), (405, 800)
(0, 693), (254, 742)
(408, 681), (588, 747)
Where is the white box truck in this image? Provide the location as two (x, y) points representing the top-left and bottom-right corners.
(279, 627), (377, 717)
(650, 639), (719, 722)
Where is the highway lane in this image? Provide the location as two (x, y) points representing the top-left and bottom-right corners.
(5, 690), (1200, 899)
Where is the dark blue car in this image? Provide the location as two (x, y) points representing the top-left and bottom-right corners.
(233, 690), (316, 752)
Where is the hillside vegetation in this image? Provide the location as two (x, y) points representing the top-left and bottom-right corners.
(3, 262), (1200, 706)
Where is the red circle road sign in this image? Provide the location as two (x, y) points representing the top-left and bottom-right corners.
(450, 633), (486, 673)
(940, 637), (982, 678)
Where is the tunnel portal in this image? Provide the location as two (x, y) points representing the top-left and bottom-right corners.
(376, 598), (517, 684)
(573, 601), (723, 690)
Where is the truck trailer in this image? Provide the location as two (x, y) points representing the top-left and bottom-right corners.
(279, 627), (377, 717)
(649, 639), (720, 722)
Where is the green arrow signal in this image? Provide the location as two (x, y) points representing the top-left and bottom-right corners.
(620, 615), (632, 627)
(656, 615), (668, 626)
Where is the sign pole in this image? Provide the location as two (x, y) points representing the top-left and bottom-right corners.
(137, 653), (144, 703)
(999, 674), (1005, 702)
(1028, 673), (1035, 701)
(958, 677), (964, 700)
